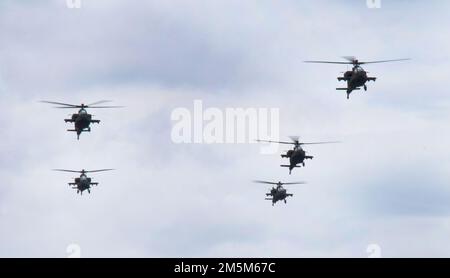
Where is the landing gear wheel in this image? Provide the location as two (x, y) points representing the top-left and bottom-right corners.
(364, 85), (367, 91)
(284, 200), (287, 204)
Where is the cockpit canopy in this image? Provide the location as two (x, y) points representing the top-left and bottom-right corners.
(354, 65), (364, 72)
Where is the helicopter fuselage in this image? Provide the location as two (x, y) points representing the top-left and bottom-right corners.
(72, 112), (93, 131)
(344, 69), (368, 90)
(74, 174), (92, 193)
(289, 148), (306, 166)
(338, 66), (376, 97)
(281, 147), (313, 173)
(64, 108), (100, 139)
(267, 186), (293, 205)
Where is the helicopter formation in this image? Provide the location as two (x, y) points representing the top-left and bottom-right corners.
(255, 136), (337, 206)
(40, 56), (408, 201)
(41, 100), (119, 195)
(252, 56), (409, 205)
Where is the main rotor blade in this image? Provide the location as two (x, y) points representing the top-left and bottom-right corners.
(53, 169), (82, 173)
(85, 169), (115, 173)
(87, 106), (124, 109)
(256, 139), (295, 145)
(300, 141), (341, 145)
(289, 136), (299, 143)
(257, 139), (339, 145)
(40, 101), (79, 107)
(88, 100), (112, 106)
(342, 56), (357, 62)
(253, 180), (278, 185)
(304, 60), (352, 65)
(305, 58), (410, 65)
(359, 58), (410, 65)
(282, 182), (307, 185)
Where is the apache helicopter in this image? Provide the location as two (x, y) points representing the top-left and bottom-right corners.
(304, 56), (410, 99)
(253, 180), (306, 206)
(41, 100), (123, 139)
(53, 169), (114, 195)
(257, 136), (339, 174)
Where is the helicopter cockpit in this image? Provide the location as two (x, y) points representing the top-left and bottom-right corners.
(353, 65), (364, 72)
(78, 108), (88, 115)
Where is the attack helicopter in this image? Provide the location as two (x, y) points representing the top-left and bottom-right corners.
(304, 56), (410, 99)
(53, 169), (114, 195)
(253, 180), (306, 206)
(41, 100), (123, 139)
(257, 136), (339, 174)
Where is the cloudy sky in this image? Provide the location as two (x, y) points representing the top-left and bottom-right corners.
(1, 0), (450, 257)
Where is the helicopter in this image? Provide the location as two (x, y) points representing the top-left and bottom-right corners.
(41, 100), (123, 139)
(304, 56), (410, 99)
(53, 169), (114, 195)
(253, 180), (306, 206)
(257, 136), (339, 174)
